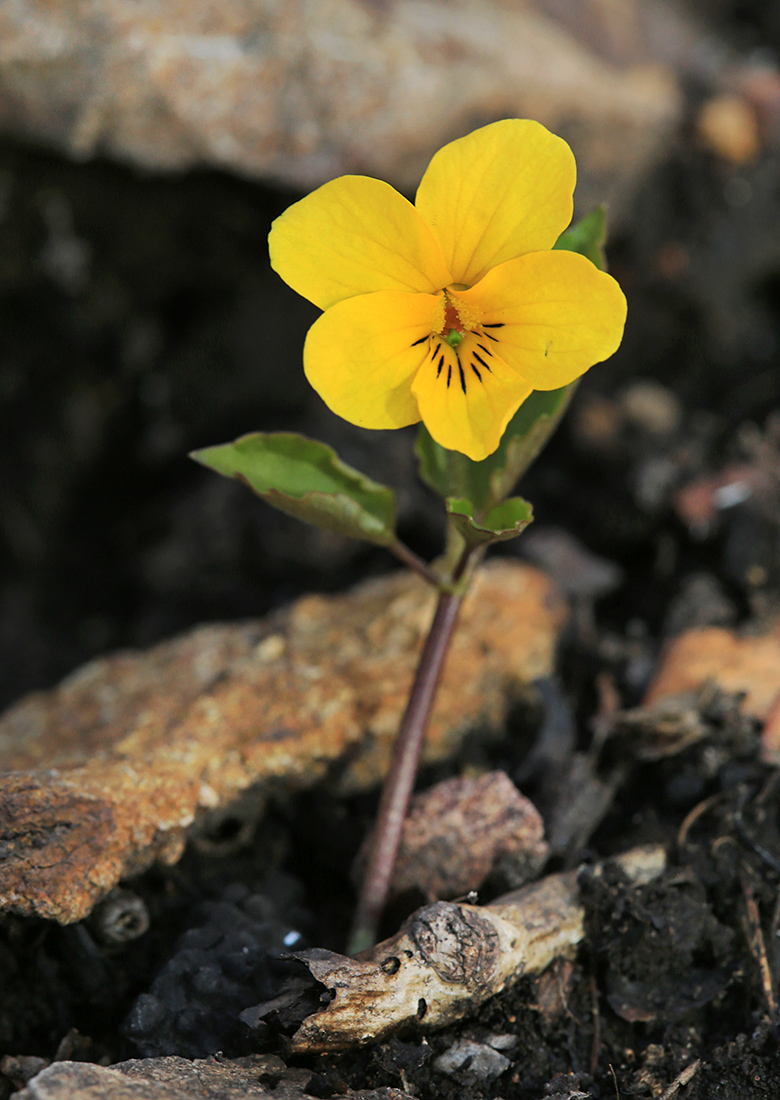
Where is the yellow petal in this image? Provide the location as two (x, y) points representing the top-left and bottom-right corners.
(411, 336), (533, 462)
(459, 250), (627, 390)
(269, 176), (452, 311)
(415, 119), (576, 287)
(304, 290), (444, 429)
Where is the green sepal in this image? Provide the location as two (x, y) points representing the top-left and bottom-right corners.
(553, 206), (607, 271)
(446, 495), (534, 546)
(190, 432), (397, 546)
(415, 384), (575, 517)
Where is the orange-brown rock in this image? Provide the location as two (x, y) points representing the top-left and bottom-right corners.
(645, 624), (780, 719)
(0, 561), (564, 923)
(644, 622), (780, 763)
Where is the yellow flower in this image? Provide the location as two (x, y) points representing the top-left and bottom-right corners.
(269, 119), (627, 462)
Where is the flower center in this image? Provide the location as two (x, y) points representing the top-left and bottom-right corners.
(411, 291), (504, 399)
(436, 290), (478, 349)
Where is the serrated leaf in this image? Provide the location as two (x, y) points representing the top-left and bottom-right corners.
(416, 384), (575, 517)
(553, 206), (607, 270)
(191, 432), (397, 545)
(446, 495), (534, 546)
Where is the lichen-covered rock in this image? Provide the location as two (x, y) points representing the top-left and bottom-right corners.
(0, 560), (565, 923)
(0, 0), (685, 214)
(15, 1055), (415, 1100)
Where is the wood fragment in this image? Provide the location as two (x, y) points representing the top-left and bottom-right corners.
(276, 845), (666, 1053)
(658, 1059), (701, 1100)
(589, 973), (601, 1076)
(741, 875), (777, 1022)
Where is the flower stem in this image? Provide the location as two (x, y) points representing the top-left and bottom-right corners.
(348, 548), (473, 955)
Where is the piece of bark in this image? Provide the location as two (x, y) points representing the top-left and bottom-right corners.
(0, 561), (565, 923)
(0, 0), (687, 216)
(14, 1055), (414, 1100)
(356, 771), (548, 901)
(247, 845), (666, 1053)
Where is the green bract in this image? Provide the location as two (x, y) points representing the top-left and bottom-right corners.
(447, 496), (534, 546)
(553, 205), (607, 270)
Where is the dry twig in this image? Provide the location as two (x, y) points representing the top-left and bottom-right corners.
(247, 845), (666, 1052)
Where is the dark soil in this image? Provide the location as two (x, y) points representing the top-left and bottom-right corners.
(2, 2), (780, 1095)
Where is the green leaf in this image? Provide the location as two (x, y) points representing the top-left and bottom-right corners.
(191, 432), (397, 546)
(416, 384), (575, 517)
(446, 495), (533, 546)
(553, 206), (607, 271)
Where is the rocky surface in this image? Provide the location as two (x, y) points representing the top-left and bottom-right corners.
(15, 1055), (414, 1100)
(0, 0), (686, 213)
(0, 560), (564, 924)
(645, 621), (780, 719)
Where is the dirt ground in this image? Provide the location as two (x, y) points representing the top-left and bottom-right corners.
(2, 1), (780, 1096)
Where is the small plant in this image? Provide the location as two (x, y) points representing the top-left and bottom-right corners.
(192, 119), (626, 954)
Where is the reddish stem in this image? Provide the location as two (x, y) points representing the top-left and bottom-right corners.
(348, 549), (472, 955)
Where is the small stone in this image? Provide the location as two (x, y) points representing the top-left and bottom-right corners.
(433, 1039), (511, 1082)
(619, 380), (682, 437)
(521, 526), (623, 600)
(365, 771), (548, 900)
(663, 573), (737, 637)
(697, 94), (761, 164)
(0, 1056), (50, 1089)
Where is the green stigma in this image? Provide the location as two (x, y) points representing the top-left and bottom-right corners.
(445, 329), (463, 348)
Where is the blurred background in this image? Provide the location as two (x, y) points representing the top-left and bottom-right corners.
(2, 0), (780, 714)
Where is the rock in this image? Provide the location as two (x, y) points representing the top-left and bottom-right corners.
(0, 560), (564, 923)
(618, 380), (682, 438)
(644, 622), (780, 763)
(15, 1055), (415, 1100)
(696, 94), (761, 164)
(432, 1038), (510, 1082)
(363, 770), (548, 900)
(0, 1056), (50, 1090)
(0, 0), (686, 213)
(662, 573), (737, 637)
(520, 526), (623, 600)
(645, 623), (780, 721)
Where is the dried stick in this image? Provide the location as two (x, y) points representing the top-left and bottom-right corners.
(281, 845), (666, 1052)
